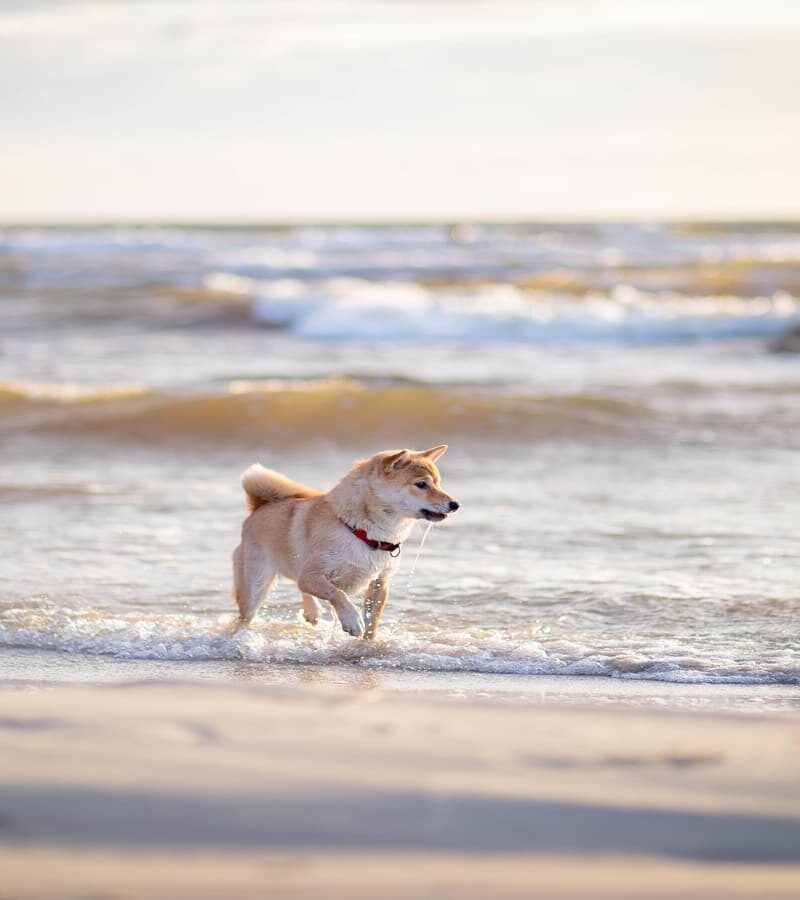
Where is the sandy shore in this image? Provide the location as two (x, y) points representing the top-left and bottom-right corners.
(0, 680), (799, 899)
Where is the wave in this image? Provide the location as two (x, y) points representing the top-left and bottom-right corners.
(230, 277), (800, 343)
(0, 381), (150, 404)
(0, 379), (647, 445)
(0, 482), (118, 501)
(1, 602), (797, 686)
(5, 223), (800, 343)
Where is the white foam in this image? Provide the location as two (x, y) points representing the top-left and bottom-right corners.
(246, 278), (800, 343)
(2, 603), (798, 685)
(5, 224), (800, 344)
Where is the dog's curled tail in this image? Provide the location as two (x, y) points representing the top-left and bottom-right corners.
(241, 464), (319, 514)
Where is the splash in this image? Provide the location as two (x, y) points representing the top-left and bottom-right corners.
(1, 602), (799, 685)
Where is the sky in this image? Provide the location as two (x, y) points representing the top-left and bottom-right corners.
(1, 0), (799, 221)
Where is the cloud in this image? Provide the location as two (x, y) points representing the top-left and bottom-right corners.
(2, 0), (798, 218)
(3, 0), (800, 72)
(4, 127), (799, 220)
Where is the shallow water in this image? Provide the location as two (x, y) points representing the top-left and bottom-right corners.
(1, 223), (799, 697)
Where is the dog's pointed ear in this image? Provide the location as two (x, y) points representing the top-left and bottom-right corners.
(382, 449), (411, 472)
(419, 444), (448, 462)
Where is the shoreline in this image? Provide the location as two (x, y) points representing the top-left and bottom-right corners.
(0, 646), (800, 715)
(1, 646), (799, 712)
(1, 679), (799, 898)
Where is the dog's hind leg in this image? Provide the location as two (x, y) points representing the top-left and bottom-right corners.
(301, 592), (322, 625)
(232, 544), (244, 613)
(363, 577), (389, 640)
(236, 543), (276, 624)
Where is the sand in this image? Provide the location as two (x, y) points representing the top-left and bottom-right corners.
(0, 679), (799, 899)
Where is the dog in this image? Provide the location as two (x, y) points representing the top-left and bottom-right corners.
(232, 445), (459, 639)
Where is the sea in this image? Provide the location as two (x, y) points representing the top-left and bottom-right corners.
(1, 222), (798, 710)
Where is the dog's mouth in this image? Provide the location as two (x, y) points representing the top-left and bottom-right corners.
(420, 509), (447, 522)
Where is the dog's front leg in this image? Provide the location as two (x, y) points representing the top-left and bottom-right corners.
(363, 577), (390, 640)
(297, 570), (365, 638)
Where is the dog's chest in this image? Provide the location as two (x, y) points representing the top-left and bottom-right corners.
(327, 538), (396, 587)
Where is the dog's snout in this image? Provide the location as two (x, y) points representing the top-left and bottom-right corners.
(448, 500), (460, 512)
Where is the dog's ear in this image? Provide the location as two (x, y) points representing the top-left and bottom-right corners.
(382, 449), (410, 472)
(419, 444), (448, 462)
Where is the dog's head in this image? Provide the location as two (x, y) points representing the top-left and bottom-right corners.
(368, 445), (460, 523)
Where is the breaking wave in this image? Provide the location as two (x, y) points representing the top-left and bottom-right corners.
(5, 223), (800, 344)
(216, 276), (800, 343)
(1, 601), (797, 686)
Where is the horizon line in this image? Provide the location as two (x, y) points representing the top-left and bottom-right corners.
(2, 216), (799, 229)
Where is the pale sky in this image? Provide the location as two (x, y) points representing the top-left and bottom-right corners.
(2, 0), (798, 221)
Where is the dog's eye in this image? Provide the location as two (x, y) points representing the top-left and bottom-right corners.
(414, 481), (428, 490)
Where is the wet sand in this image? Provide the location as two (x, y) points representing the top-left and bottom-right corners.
(0, 681), (799, 899)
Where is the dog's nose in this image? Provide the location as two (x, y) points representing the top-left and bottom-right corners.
(448, 500), (460, 511)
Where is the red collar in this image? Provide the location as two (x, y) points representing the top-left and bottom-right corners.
(341, 520), (401, 556)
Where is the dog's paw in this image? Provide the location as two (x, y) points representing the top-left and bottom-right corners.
(302, 596), (322, 625)
(338, 608), (365, 638)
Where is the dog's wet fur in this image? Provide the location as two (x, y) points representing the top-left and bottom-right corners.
(232, 446), (459, 639)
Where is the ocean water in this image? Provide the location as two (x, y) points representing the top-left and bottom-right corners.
(1, 223), (799, 705)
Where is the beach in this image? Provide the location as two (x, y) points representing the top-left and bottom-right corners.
(1, 679), (799, 899)
(1, 221), (799, 897)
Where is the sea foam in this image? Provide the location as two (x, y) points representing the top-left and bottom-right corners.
(1, 602), (798, 686)
(240, 277), (800, 343)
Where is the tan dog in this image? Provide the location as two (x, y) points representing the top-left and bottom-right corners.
(232, 446), (459, 639)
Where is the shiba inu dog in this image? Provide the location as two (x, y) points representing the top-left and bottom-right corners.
(232, 446), (459, 639)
